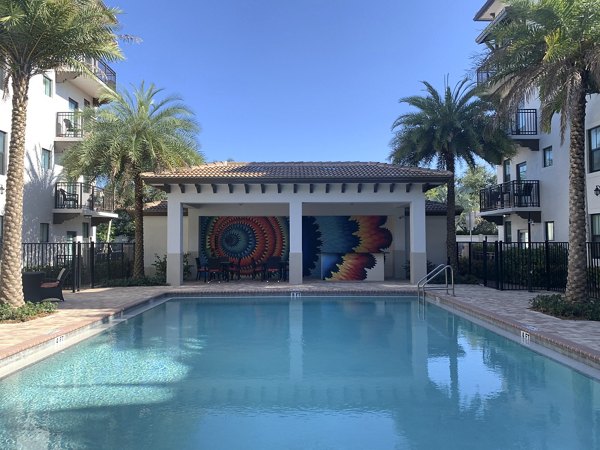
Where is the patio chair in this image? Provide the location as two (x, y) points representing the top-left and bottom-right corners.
(59, 188), (78, 209)
(206, 257), (223, 282)
(39, 268), (68, 302)
(251, 257), (265, 280)
(228, 258), (241, 281)
(22, 271), (46, 303)
(264, 256), (282, 281)
(195, 257), (208, 282)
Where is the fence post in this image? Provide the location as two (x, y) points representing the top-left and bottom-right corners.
(483, 238), (488, 287)
(71, 241), (77, 293)
(90, 241), (95, 289)
(545, 240), (550, 291)
(497, 240), (502, 290)
(77, 242), (82, 292)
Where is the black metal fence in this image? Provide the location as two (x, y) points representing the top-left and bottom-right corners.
(457, 240), (600, 299)
(510, 109), (538, 135)
(20, 242), (134, 291)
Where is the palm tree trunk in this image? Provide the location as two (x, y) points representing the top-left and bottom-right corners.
(446, 155), (457, 270)
(565, 81), (588, 304)
(132, 173), (145, 279)
(0, 75), (30, 308)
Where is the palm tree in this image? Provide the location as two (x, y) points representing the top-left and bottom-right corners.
(63, 83), (203, 279)
(478, 0), (600, 304)
(0, 0), (123, 308)
(389, 78), (515, 270)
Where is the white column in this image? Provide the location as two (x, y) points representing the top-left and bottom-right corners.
(409, 199), (427, 283)
(392, 213), (407, 279)
(288, 201), (303, 284)
(167, 199), (183, 286)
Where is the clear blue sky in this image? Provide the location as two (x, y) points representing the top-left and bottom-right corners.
(108, 0), (487, 163)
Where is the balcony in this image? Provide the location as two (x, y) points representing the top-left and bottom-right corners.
(479, 180), (541, 222)
(508, 109), (539, 151)
(55, 57), (117, 98)
(476, 67), (496, 86)
(56, 112), (84, 138)
(53, 182), (117, 225)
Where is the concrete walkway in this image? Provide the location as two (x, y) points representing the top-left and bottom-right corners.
(1, 281), (599, 373)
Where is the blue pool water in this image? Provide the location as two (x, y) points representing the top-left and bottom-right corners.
(0, 296), (599, 449)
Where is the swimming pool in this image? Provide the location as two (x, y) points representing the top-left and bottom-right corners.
(0, 296), (598, 449)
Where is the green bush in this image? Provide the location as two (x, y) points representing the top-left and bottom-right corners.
(103, 277), (167, 287)
(530, 294), (600, 320)
(0, 301), (57, 322)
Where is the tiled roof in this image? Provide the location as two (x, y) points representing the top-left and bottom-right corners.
(141, 161), (451, 184)
(425, 200), (464, 216)
(143, 200), (187, 216)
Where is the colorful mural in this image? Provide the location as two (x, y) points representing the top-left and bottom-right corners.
(200, 216), (392, 280)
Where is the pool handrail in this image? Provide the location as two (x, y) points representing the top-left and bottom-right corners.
(417, 264), (455, 300)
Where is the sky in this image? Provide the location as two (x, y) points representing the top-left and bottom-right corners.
(107, 0), (488, 164)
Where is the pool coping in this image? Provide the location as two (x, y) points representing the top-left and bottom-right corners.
(2, 285), (600, 377)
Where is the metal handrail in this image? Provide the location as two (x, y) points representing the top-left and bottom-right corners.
(417, 264), (455, 300)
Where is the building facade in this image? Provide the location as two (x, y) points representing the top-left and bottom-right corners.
(474, 0), (600, 245)
(0, 59), (118, 247)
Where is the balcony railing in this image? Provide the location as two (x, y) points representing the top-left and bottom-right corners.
(476, 67), (496, 85)
(84, 57), (116, 90)
(54, 182), (115, 213)
(510, 109), (538, 135)
(56, 112), (84, 138)
(480, 180), (540, 212)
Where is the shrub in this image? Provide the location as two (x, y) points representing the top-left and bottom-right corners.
(530, 294), (600, 321)
(103, 277), (167, 287)
(0, 302), (57, 322)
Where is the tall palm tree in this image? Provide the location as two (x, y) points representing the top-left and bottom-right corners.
(478, 0), (600, 303)
(0, 0), (123, 308)
(63, 83), (203, 279)
(389, 78), (515, 270)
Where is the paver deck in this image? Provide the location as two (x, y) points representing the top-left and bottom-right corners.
(1, 281), (599, 374)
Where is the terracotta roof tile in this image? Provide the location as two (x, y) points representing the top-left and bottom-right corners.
(141, 161), (451, 183)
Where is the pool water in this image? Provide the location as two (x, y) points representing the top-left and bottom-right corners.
(0, 297), (599, 449)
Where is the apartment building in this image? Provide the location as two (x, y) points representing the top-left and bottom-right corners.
(474, 0), (600, 245)
(0, 59), (118, 245)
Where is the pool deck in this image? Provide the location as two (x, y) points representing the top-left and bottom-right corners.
(1, 281), (600, 373)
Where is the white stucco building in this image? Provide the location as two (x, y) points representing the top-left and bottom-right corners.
(142, 161), (452, 285)
(474, 0), (600, 244)
(0, 59), (118, 246)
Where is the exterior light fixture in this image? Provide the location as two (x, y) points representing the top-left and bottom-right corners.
(595, 185), (600, 197)
(0, 184), (4, 195)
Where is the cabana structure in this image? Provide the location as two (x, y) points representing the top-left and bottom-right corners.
(141, 161), (451, 285)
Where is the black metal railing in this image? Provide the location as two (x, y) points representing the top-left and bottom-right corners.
(480, 180), (540, 211)
(84, 57), (116, 89)
(54, 182), (115, 212)
(476, 67), (496, 85)
(457, 240), (600, 299)
(56, 112), (84, 138)
(510, 109), (538, 135)
(20, 241), (134, 290)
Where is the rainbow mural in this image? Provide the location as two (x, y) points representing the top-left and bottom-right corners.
(200, 216), (392, 280)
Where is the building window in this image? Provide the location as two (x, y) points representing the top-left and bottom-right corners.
(39, 223), (49, 243)
(41, 148), (52, 171)
(43, 75), (52, 97)
(504, 220), (512, 243)
(543, 146), (553, 167)
(590, 126), (600, 172)
(82, 222), (89, 241)
(503, 160), (511, 182)
(518, 229), (529, 244)
(0, 130), (5, 175)
(545, 221), (555, 241)
(0, 215), (3, 243)
(516, 162), (527, 181)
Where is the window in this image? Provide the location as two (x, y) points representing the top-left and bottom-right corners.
(68, 98), (79, 111)
(543, 146), (553, 167)
(0, 131), (5, 175)
(0, 215), (3, 243)
(82, 223), (89, 241)
(39, 223), (49, 243)
(516, 162), (527, 181)
(545, 221), (555, 241)
(43, 75), (52, 97)
(590, 126), (600, 172)
(504, 220), (512, 243)
(518, 230), (529, 244)
(41, 148), (52, 171)
(591, 215), (600, 258)
(503, 160), (511, 182)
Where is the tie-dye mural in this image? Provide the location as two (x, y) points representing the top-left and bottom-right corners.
(200, 216), (392, 280)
